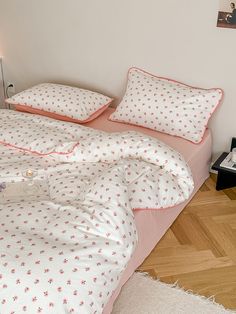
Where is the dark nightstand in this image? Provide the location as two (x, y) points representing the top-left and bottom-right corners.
(212, 138), (236, 191)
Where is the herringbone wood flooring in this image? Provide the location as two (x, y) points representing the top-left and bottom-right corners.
(137, 174), (236, 310)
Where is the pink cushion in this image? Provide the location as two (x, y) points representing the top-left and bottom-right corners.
(6, 83), (113, 123)
(109, 67), (223, 143)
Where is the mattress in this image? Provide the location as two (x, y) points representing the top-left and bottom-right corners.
(86, 108), (212, 314)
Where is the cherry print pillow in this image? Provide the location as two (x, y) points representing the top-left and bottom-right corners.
(109, 67), (224, 143)
(6, 83), (113, 123)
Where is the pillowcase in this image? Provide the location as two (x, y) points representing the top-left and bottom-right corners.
(6, 83), (113, 123)
(109, 67), (223, 143)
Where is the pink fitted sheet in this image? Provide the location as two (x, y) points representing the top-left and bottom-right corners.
(86, 108), (212, 313)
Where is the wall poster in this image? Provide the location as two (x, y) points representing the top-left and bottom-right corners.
(217, 0), (236, 28)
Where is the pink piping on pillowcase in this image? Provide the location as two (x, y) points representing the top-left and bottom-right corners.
(109, 117), (211, 145)
(109, 67), (224, 145)
(127, 67), (224, 92)
(11, 100), (113, 124)
(0, 140), (80, 157)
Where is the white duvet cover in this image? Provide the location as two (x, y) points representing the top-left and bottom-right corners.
(0, 110), (194, 314)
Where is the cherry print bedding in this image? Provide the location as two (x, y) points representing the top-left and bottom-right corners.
(109, 67), (223, 143)
(0, 110), (194, 314)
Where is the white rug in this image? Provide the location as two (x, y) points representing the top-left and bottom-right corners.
(113, 272), (235, 314)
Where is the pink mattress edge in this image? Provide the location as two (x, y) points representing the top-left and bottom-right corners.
(85, 108), (212, 314)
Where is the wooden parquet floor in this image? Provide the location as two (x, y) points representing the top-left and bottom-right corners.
(137, 174), (236, 310)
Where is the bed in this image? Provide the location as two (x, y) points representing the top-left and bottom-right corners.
(1, 63), (222, 313)
(85, 107), (212, 313)
(0, 108), (211, 314)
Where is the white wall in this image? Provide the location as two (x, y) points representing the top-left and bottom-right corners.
(0, 0), (235, 156)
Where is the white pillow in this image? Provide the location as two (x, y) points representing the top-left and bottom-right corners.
(109, 68), (223, 143)
(6, 83), (113, 123)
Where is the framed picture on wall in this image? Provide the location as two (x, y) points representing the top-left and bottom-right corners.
(217, 0), (236, 28)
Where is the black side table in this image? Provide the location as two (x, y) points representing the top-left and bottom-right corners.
(212, 152), (236, 190)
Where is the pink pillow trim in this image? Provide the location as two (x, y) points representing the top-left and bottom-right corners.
(13, 101), (113, 124)
(127, 67), (224, 93)
(0, 140), (80, 157)
(108, 116), (209, 145)
(109, 67), (224, 144)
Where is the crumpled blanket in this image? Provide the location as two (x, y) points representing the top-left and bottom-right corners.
(0, 110), (194, 313)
